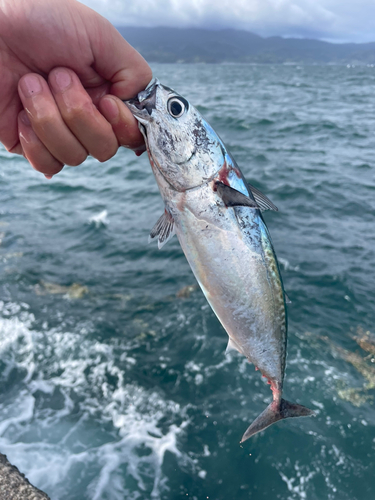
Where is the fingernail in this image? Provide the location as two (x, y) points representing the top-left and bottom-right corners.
(19, 110), (31, 126)
(44, 174), (53, 180)
(20, 75), (43, 97)
(52, 69), (72, 91)
(101, 97), (119, 124)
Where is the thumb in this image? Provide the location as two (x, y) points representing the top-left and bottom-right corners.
(80, 3), (152, 99)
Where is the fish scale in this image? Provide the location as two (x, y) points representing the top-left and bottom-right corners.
(125, 78), (315, 441)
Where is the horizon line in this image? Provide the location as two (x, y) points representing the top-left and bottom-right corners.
(115, 25), (375, 46)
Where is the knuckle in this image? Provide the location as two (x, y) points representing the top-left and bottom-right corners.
(118, 131), (136, 148)
(38, 162), (64, 176)
(93, 144), (118, 163)
(116, 124), (143, 149)
(96, 151), (115, 163)
(90, 130), (118, 163)
(65, 151), (87, 167)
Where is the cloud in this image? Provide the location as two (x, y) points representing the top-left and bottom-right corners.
(80, 0), (375, 43)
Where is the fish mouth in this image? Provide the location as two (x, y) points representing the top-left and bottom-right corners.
(125, 78), (158, 121)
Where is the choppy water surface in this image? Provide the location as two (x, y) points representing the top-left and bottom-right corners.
(1, 64), (375, 500)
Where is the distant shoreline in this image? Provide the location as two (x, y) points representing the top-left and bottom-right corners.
(116, 26), (375, 65)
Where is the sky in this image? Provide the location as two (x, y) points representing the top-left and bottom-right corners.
(80, 0), (375, 44)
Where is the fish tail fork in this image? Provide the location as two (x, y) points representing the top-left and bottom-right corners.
(240, 399), (315, 443)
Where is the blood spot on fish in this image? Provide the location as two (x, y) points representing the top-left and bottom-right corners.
(269, 381), (282, 403)
(217, 160), (230, 186)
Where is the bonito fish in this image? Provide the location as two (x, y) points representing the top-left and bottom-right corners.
(125, 79), (315, 442)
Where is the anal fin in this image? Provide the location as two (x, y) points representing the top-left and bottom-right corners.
(149, 210), (175, 249)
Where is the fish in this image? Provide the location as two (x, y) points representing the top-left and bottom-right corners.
(125, 78), (315, 442)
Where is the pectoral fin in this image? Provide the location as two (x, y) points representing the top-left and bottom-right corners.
(247, 183), (278, 212)
(149, 210), (175, 249)
(225, 337), (243, 354)
(215, 181), (260, 209)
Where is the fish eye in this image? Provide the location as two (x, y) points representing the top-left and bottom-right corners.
(167, 97), (186, 118)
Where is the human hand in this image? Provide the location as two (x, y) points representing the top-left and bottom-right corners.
(0, 0), (152, 178)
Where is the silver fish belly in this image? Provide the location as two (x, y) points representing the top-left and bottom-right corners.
(174, 182), (286, 381)
(125, 78), (315, 441)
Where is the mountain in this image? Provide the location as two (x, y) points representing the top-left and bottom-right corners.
(116, 27), (375, 64)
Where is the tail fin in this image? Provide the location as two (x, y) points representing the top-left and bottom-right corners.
(240, 399), (315, 443)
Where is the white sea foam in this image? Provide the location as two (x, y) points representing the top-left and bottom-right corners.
(0, 301), (193, 499)
(278, 462), (316, 500)
(88, 209), (109, 227)
(278, 257), (300, 272)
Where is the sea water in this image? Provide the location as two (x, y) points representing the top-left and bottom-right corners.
(1, 63), (375, 499)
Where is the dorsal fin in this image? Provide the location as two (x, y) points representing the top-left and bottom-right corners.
(247, 183), (278, 212)
(149, 210), (175, 249)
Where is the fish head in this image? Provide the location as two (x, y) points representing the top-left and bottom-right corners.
(125, 78), (225, 192)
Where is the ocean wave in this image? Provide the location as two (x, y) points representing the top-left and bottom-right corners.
(0, 301), (195, 499)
